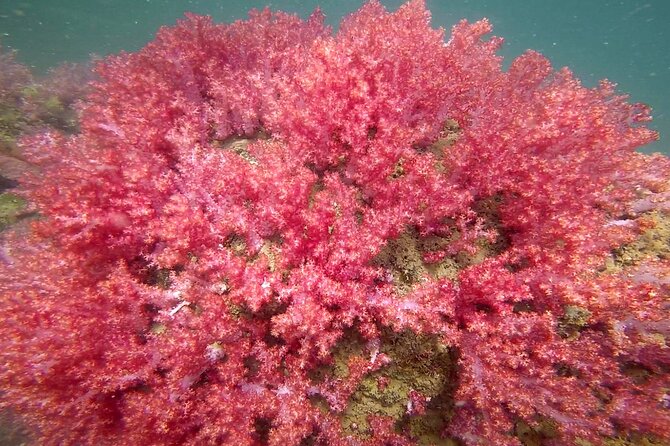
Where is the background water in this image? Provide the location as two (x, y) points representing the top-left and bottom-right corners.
(1, 0), (668, 154)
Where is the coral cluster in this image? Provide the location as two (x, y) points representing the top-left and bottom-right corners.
(0, 47), (91, 154)
(1, 1), (669, 445)
(0, 47), (92, 232)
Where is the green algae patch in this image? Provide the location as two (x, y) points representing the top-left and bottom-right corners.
(602, 436), (668, 446)
(0, 192), (27, 230)
(515, 418), (561, 446)
(373, 225), (498, 292)
(374, 228), (459, 294)
(557, 305), (592, 339)
(608, 211), (670, 270)
(374, 197), (509, 296)
(315, 329), (458, 444)
(0, 105), (23, 151)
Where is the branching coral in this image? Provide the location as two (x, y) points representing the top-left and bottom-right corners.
(0, 1), (668, 445)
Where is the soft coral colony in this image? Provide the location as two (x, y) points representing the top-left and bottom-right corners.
(1, 0), (669, 445)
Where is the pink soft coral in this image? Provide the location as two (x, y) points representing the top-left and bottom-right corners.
(1, 1), (669, 445)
